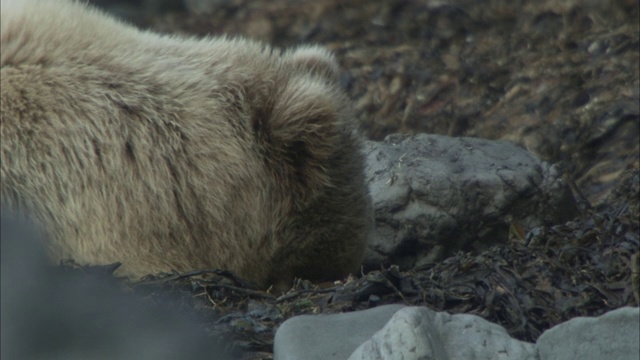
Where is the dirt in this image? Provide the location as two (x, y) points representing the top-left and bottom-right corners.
(80, 1), (640, 359)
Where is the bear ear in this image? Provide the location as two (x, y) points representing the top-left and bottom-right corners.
(285, 46), (341, 84)
(253, 75), (348, 203)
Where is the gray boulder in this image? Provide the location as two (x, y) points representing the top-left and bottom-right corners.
(364, 134), (577, 269)
(537, 307), (640, 360)
(274, 305), (405, 360)
(1, 213), (228, 360)
(349, 307), (536, 360)
(273, 305), (639, 360)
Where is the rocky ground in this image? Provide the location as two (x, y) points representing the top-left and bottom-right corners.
(82, 1), (640, 359)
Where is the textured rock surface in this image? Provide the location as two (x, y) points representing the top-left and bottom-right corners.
(364, 134), (578, 269)
(273, 305), (405, 360)
(273, 305), (639, 360)
(537, 307), (640, 360)
(348, 307), (536, 360)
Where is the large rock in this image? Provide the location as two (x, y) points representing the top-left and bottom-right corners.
(1, 213), (227, 360)
(364, 134), (578, 269)
(349, 307), (536, 360)
(274, 305), (405, 360)
(537, 307), (640, 360)
(273, 305), (639, 360)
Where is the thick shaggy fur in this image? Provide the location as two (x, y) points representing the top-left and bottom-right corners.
(0, 0), (372, 290)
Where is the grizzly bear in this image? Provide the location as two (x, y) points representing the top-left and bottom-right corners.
(0, 0), (372, 291)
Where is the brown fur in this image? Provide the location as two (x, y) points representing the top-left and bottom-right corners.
(0, 0), (372, 290)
